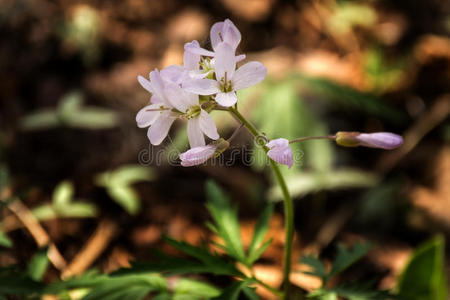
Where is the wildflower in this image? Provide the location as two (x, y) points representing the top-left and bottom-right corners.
(164, 83), (219, 148)
(137, 69), (178, 145)
(183, 42), (266, 107)
(179, 138), (229, 167)
(184, 19), (245, 61)
(335, 131), (403, 150)
(266, 138), (294, 168)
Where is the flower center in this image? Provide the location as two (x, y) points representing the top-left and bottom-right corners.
(184, 105), (201, 119)
(219, 72), (233, 93)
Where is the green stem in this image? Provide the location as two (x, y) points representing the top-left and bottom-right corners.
(289, 135), (336, 144)
(228, 107), (294, 300)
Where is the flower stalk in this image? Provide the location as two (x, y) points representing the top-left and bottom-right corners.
(229, 106), (294, 299)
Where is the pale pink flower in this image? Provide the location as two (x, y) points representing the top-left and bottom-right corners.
(136, 69), (178, 145)
(183, 42), (266, 107)
(164, 83), (219, 148)
(184, 19), (245, 62)
(179, 144), (216, 167)
(266, 138), (294, 168)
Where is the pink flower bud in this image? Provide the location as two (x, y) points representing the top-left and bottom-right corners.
(336, 132), (403, 150)
(179, 144), (216, 167)
(266, 138), (294, 168)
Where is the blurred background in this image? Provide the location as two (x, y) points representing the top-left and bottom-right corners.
(0, 0), (449, 298)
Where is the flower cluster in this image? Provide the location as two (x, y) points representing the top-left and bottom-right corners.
(136, 19), (403, 169)
(136, 19), (266, 166)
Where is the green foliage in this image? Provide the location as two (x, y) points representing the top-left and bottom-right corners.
(291, 74), (407, 124)
(32, 180), (97, 220)
(0, 267), (45, 297)
(95, 165), (154, 215)
(301, 242), (372, 286)
(173, 278), (221, 299)
(27, 247), (50, 281)
(49, 271), (220, 300)
(269, 169), (379, 201)
(247, 203), (274, 265)
(20, 91), (118, 131)
(397, 236), (447, 300)
(80, 273), (167, 300)
(0, 232), (12, 248)
(213, 279), (258, 300)
(309, 282), (394, 300)
(205, 180), (246, 263)
(205, 180), (274, 267)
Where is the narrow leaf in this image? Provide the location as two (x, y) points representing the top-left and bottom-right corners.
(247, 203), (274, 265)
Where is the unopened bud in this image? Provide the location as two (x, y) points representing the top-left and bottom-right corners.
(336, 131), (403, 150)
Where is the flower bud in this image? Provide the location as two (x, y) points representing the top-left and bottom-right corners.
(336, 131), (403, 150)
(179, 145), (216, 167)
(179, 138), (230, 167)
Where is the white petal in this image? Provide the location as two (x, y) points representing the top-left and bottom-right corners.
(183, 79), (220, 95)
(150, 95), (163, 104)
(222, 19), (241, 51)
(199, 110), (219, 140)
(147, 112), (176, 145)
(136, 103), (163, 128)
(215, 92), (237, 107)
(187, 118), (205, 148)
(164, 83), (190, 112)
(266, 138), (289, 149)
(183, 41), (201, 70)
(236, 54), (246, 62)
(184, 40), (215, 57)
(210, 21), (225, 51)
(214, 42), (236, 80)
(232, 61), (267, 91)
(149, 69), (165, 97)
(210, 19), (241, 51)
(138, 75), (153, 93)
(160, 65), (185, 84)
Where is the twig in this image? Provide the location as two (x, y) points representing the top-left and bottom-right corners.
(2, 193), (67, 271)
(62, 219), (117, 279)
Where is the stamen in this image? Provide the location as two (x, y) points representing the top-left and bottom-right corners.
(146, 107), (169, 112)
(218, 31), (223, 42)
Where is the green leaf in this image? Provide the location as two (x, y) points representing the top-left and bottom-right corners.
(213, 280), (249, 300)
(19, 109), (60, 131)
(397, 235), (447, 300)
(247, 203), (274, 265)
(0, 232), (12, 248)
(291, 74), (407, 124)
(81, 273), (167, 300)
(173, 279), (221, 299)
(162, 237), (242, 276)
(53, 180), (74, 207)
(329, 242), (372, 279)
(300, 255), (328, 283)
(107, 186), (140, 215)
(205, 180), (246, 264)
(95, 165), (154, 215)
(58, 92), (118, 130)
(269, 169), (379, 201)
(28, 247), (50, 281)
(242, 286), (260, 300)
(32, 204), (58, 221)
